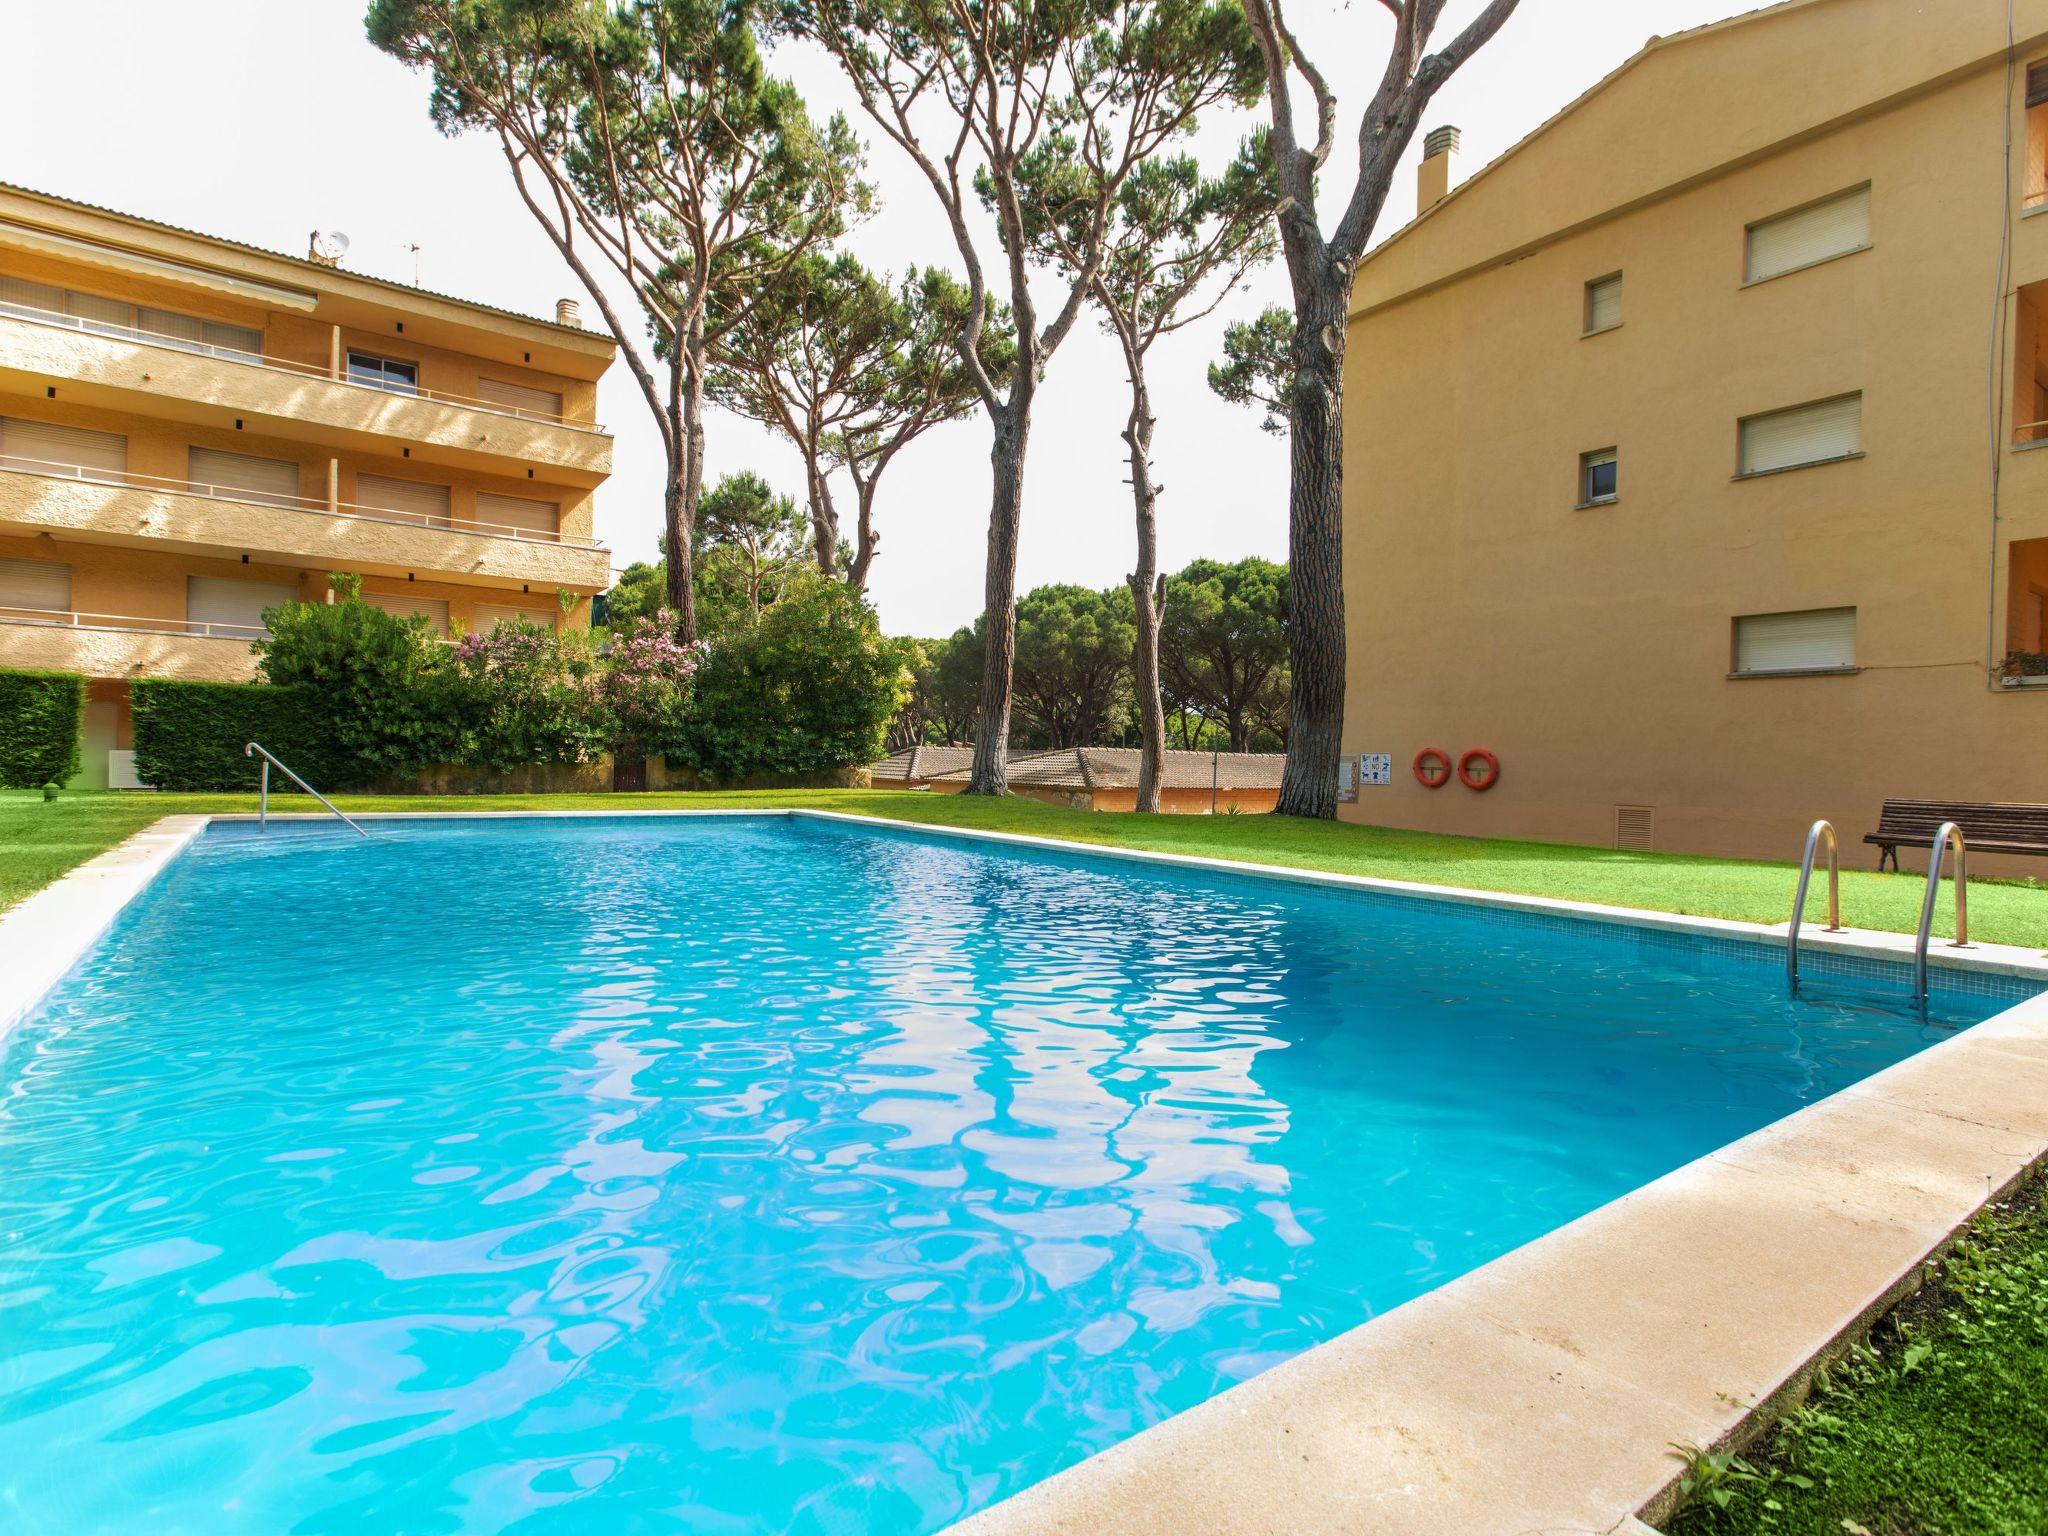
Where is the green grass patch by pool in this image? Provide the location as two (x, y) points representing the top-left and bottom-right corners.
(3, 789), (2043, 948)
(1669, 1176), (2048, 1536)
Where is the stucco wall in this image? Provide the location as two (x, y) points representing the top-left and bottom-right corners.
(1342, 35), (2048, 870)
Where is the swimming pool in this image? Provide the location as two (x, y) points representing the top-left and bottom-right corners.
(0, 813), (2027, 1533)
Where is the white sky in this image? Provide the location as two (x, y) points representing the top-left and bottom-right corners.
(1, 0), (1736, 637)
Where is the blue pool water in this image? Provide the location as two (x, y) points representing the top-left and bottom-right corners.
(0, 815), (2021, 1533)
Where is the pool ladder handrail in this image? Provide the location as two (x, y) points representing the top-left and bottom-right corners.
(245, 741), (369, 838)
(1912, 821), (1971, 1006)
(1786, 819), (1845, 995)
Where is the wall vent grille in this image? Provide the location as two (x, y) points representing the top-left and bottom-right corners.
(1615, 805), (1656, 852)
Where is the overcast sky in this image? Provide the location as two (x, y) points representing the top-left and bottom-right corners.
(1, 0), (1737, 636)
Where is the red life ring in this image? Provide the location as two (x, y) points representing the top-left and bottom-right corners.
(1458, 749), (1500, 791)
(1413, 747), (1452, 788)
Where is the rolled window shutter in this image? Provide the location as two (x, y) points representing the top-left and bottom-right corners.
(0, 276), (64, 315)
(186, 576), (296, 637)
(1585, 274), (1622, 332)
(1740, 394), (1861, 474)
(2030, 61), (2048, 108)
(0, 416), (128, 479)
(473, 602), (557, 631)
(1734, 608), (1856, 673)
(189, 448), (300, 507)
(363, 592), (450, 635)
(475, 491), (560, 539)
(1746, 187), (1870, 282)
(356, 473), (451, 527)
(475, 377), (563, 421)
(0, 555), (72, 617)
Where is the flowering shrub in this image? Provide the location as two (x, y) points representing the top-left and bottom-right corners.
(449, 619), (609, 771)
(593, 610), (700, 759)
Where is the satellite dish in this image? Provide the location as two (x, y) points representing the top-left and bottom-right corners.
(308, 230), (351, 264)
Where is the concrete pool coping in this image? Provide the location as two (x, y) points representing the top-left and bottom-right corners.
(4, 807), (2046, 1535)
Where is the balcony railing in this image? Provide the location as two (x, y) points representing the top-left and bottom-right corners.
(0, 454), (605, 550)
(0, 298), (607, 434)
(0, 604), (267, 640)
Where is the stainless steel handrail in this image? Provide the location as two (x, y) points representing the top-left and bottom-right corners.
(245, 741), (369, 838)
(1913, 821), (1971, 1006)
(1786, 819), (1844, 994)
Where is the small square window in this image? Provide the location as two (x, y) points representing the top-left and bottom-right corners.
(1584, 273), (1622, 334)
(1580, 448), (1618, 506)
(347, 350), (419, 395)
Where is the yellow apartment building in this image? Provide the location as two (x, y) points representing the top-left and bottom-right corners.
(0, 183), (615, 787)
(1340, 0), (2048, 870)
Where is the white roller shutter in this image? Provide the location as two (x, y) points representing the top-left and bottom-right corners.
(0, 416), (128, 480)
(475, 491), (560, 540)
(472, 602), (556, 632)
(364, 591), (450, 635)
(0, 556), (72, 619)
(1746, 187), (1871, 283)
(139, 307), (262, 360)
(1733, 608), (1857, 674)
(1584, 273), (1622, 333)
(475, 377), (562, 421)
(187, 576), (295, 637)
(189, 448), (301, 507)
(1739, 394), (1861, 475)
(356, 473), (452, 528)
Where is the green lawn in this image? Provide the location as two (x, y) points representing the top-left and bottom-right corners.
(3, 787), (2044, 947)
(1668, 1177), (2048, 1536)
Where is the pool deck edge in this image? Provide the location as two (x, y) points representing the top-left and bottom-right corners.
(0, 813), (207, 1042)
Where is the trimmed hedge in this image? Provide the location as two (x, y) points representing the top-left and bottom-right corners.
(0, 668), (85, 788)
(132, 679), (356, 791)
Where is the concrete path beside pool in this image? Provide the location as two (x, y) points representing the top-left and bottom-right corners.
(6, 810), (2047, 1535)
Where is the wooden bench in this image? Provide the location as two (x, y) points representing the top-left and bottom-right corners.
(1864, 798), (2048, 870)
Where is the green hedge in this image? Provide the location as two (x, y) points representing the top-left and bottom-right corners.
(132, 680), (357, 791)
(0, 669), (85, 788)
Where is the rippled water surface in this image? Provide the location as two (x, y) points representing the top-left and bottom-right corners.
(0, 815), (2010, 1533)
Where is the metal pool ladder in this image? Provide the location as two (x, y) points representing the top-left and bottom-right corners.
(245, 741), (369, 838)
(1786, 819), (1844, 995)
(1912, 821), (1971, 1007)
(1787, 818), (1971, 1008)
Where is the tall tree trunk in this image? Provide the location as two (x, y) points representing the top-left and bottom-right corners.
(806, 455), (841, 579)
(663, 324), (707, 644)
(847, 478), (880, 590)
(1122, 358), (1167, 816)
(1273, 271), (1349, 819)
(966, 403), (1030, 795)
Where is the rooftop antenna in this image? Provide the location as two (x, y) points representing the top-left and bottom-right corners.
(308, 229), (351, 268)
(403, 242), (422, 286)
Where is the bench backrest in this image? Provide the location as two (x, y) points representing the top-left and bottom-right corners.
(1874, 798), (2048, 844)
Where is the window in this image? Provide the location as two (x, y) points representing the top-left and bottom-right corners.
(2028, 62), (2048, 209)
(475, 377), (563, 421)
(1579, 447), (1618, 506)
(364, 592), (450, 635)
(0, 556), (72, 621)
(1732, 607), (1857, 676)
(186, 576), (295, 638)
(1745, 186), (1871, 284)
(473, 602), (557, 632)
(1739, 393), (1862, 476)
(347, 351), (419, 395)
(0, 417), (127, 481)
(1583, 273), (1622, 335)
(0, 276), (260, 357)
(476, 491), (560, 541)
(188, 447), (300, 507)
(355, 472), (451, 527)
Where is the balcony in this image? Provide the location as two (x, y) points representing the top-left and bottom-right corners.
(0, 300), (612, 481)
(0, 457), (611, 591)
(0, 607), (259, 683)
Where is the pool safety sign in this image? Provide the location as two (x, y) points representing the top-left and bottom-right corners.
(1358, 753), (1392, 786)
